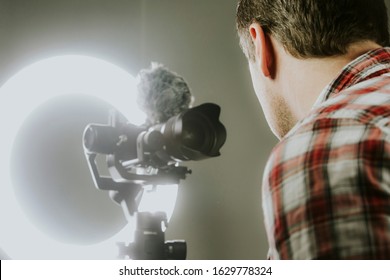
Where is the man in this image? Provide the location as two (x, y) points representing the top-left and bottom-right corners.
(236, 0), (390, 259)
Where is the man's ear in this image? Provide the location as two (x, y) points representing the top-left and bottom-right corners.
(249, 23), (273, 78)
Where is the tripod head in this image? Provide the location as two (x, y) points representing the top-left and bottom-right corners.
(117, 212), (186, 260)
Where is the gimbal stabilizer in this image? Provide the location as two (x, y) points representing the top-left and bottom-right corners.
(83, 103), (226, 259)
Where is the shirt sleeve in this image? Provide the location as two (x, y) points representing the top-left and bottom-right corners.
(262, 118), (390, 259)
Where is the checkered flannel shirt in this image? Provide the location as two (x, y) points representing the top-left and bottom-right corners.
(263, 48), (390, 259)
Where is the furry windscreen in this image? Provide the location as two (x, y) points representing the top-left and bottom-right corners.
(136, 63), (194, 126)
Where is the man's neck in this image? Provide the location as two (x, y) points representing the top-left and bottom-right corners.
(280, 41), (382, 120)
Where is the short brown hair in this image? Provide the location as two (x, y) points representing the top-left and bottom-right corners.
(236, 0), (390, 60)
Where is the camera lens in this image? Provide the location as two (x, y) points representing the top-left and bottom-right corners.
(181, 118), (207, 151)
(156, 103), (226, 161)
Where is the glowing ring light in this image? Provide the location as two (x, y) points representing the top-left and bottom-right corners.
(0, 55), (178, 259)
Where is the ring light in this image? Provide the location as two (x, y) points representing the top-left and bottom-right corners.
(0, 55), (178, 259)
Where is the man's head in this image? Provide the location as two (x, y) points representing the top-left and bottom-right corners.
(236, 0), (389, 61)
(236, 0), (389, 139)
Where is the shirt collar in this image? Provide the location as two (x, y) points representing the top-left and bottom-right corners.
(313, 47), (390, 108)
(284, 47), (390, 140)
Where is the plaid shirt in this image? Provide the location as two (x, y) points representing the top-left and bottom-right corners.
(263, 48), (390, 259)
